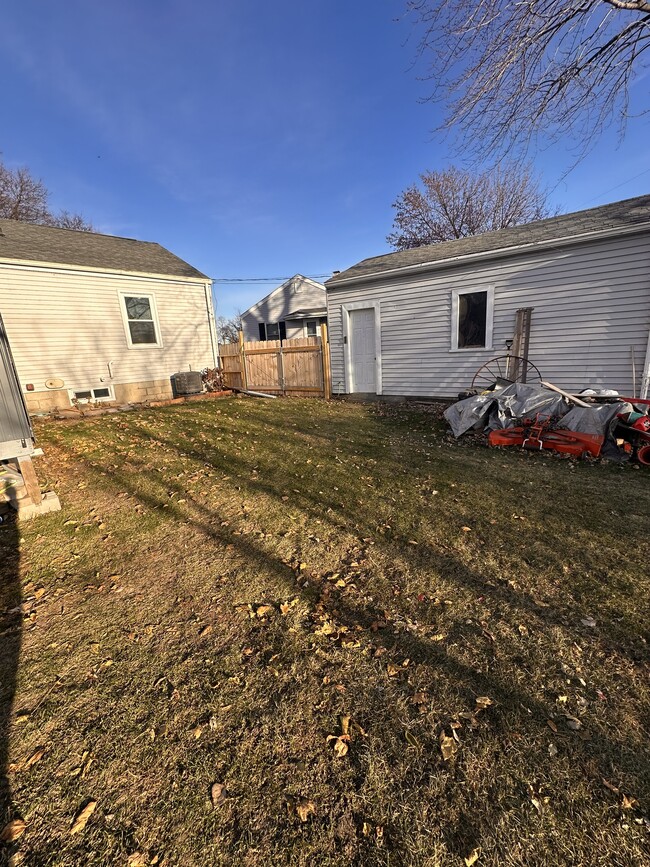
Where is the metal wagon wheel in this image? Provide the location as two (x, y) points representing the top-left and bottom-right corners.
(471, 355), (542, 390)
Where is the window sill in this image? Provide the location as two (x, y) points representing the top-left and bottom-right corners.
(448, 346), (493, 353)
(125, 343), (164, 350)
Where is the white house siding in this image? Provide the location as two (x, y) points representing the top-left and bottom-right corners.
(241, 278), (326, 342)
(0, 263), (217, 412)
(327, 233), (650, 399)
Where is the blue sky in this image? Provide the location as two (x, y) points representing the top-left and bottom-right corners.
(1, 0), (648, 318)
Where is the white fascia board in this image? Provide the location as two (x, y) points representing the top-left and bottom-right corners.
(0, 258), (208, 285)
(326, 222), (650, 290)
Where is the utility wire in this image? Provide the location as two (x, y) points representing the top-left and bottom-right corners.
(579, 166), (650, 207)
(213, 273), (333, 283)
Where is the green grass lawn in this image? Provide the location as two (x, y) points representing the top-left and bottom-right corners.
(1, 397), (649, 866)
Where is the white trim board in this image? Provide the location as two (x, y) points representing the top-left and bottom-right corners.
(341, 301), (382, 394)
(450, 285), (495, 352)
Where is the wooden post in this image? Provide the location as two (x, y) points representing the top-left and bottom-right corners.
(238, 330), (248, 391)
(277, 346), (285, 396)
(511, 307), (533, 383)
(320, 323), (331, 400)
(17, 455), (42, 505)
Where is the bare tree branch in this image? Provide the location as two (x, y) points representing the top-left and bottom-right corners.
(387, 164), (556, 250)
(406, 0), (650, 161)
(0, 157), (93, 230)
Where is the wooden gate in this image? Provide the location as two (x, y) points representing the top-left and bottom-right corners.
(219, 325), (331, 398)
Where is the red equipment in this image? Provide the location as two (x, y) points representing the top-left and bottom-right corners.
(488, 415), (604, 458)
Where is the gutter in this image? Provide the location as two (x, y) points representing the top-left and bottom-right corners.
(326, 222), (650, 289)
(0, 257), (208, 284)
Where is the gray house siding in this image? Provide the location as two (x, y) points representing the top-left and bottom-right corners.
(327, 233), (650, 399)
(241, 276), (327, 342)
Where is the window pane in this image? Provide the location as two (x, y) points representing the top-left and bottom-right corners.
(93, 388), (110, 398)
(74, 391), (92, 400)
(129, 320), (157, 344)
(306, 319), (318, 336)
(266, 322), (280, 340)
(125, 296), (152, 321)
(458, 292), (487, 348)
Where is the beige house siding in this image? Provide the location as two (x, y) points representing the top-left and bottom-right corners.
(327, 233), (650, 398)
(241, 276), (327, 342)
(0, 263), (217, 412)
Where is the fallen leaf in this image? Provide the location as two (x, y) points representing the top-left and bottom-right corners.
(0, 819), (26, 842)
(581, 616), (597, 627)
(198, 624), (213, 636)
(70, 800), (97, 834)
(256, 605), (273, 617)
(24, 746), (46, 769)
(465, 848), (481, 866)
(546, 719), (558, 733)
(295, 797), (316, 822)
(548, 743), (558, 758)
(386, 663), (401, 677)
(340, 715), (351, 737)
(602, 778), (620, 794)
(332, 737), (349, 758)
(439, 731), (457, 761)
(127, 854), (148, 867)
(564, 714), (582, 731)
(461, 526), (472, 532)
(622, 794), (637, 810)
(474, 696), (493, 712)
(211, 782), (226, 807)
(280, 598), (298, 615)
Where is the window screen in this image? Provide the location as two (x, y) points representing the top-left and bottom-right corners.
(457, 291), (487, 348)
(124, 295), (159, 345)
(306, 319), (318, 337)
(266, 322), (280, 340)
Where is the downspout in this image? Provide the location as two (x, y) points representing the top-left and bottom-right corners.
(204, 280), (219, 368)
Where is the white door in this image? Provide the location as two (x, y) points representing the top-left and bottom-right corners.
(349, 308), (376, 392)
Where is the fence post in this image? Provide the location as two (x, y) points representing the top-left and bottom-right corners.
(320, 323), (331, 400)
(277, 346), (285, 395)
(238, 330), (248, 391)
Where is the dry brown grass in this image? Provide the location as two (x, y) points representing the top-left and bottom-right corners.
(1, 397), (649, 866)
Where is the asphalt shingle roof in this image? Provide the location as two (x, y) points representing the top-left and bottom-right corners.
(327, 194), (650, 286)
(0, 219), (207, 279)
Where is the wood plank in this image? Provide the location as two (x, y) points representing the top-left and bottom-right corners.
(17, 455), (42, 505)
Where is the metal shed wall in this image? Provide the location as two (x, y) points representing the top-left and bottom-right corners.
(0, 313), (33, 461)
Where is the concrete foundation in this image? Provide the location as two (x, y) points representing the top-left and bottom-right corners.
(14, 490), (61, 520)
(23, 378), (175, 415)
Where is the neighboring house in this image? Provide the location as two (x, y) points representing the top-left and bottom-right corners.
(0, 220), (218, 414)
(241, 274), (327, 342)
(325, 195), (650, 399)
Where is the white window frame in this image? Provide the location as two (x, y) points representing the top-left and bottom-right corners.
(341, 301), (382, 394)
(450, 286), (494, 352)
(69, 385), (115, 405)
(118, 290), (163, 349)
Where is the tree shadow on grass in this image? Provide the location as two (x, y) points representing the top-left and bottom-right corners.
(57, 430), (650, 862)
(0, 511), (21, 866)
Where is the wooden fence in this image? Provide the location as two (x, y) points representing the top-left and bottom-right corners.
(219, 325), (331, 398)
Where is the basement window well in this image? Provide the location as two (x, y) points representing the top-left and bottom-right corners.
(71, 387), (114, 404)
(451, 287), (494, 350)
